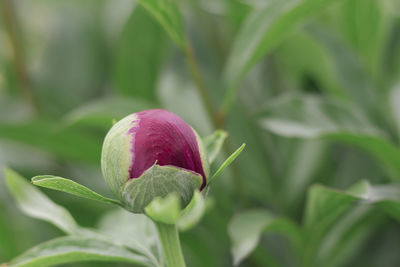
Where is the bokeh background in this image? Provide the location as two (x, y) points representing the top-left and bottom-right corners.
(1, 0), (400, 266)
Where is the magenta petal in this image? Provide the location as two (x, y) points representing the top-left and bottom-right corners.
(128, 109), (206, 189)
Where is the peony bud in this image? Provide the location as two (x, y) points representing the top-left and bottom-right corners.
(101, 109), (209, 213)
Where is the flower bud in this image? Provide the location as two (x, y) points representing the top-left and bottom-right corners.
(101, 109), (209, 213)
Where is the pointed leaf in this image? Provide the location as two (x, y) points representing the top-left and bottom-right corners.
(208, 143), (246, 184)
(31, 175), (121, 206)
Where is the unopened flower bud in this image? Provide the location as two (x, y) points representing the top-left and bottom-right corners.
(101, 109), (209, 213)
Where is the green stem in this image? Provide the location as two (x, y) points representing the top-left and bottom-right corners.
(184, 41), (222, 129)
(154, 221), (186, 267)
(1, 0), (38, 113)
(183, 39), (244, 203)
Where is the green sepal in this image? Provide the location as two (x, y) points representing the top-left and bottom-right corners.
(119, 164), (202, 213)
(203, 130), (228, 164)
(145, 193), (181, 224)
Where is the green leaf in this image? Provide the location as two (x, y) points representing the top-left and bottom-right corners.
(314, 205), (381, 267)
(145, 193), (181, 224)
(258, 95), (400, 180)
(228, 209), (301, 266)
(3, 167), (78, 234)
(64, 96), (154, 129)
(302, 181), (400, 265)
(120, 164), (202, 213)
(339, 0), (383, 72)
(390, 84), (400, 135)
(203, 130), (228, 164)
(305, 24), (379, 113)
(7, 236), (151, 267)
(258, 94), (381, 138)
(31, 175), (121, 206)
(137, 0), (185, 47)
(0, 120), (100, 163)
(208, 143), (246, 184)
(222, 0), (345, 113)
(177, 190), (206, 231)
(280, 140), (328, 212)
(115, 5), (168, 102)
(97, 209), (162, 266)
(276, 32), (346, 98)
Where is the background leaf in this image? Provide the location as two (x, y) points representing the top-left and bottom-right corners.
(228, 209), (301, 266)
(222, 0), (345, 112)
(137, 0), (185, 47)
(64, 96), (154, 129)
(114, 5), (168, 102)
(8, 236), (151, 267)
(0, 121), (100, 163)
(302, 181), (400, 265)
(3, 168), (78, 235)
(258, 95), (400, 180)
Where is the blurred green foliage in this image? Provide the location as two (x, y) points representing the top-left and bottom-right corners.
(1, 0), (400, 266)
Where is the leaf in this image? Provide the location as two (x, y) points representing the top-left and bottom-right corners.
(302, 181), (400, 265)
(228, 209), (301, 266)
(208, 143), (246, 184)
(120, 164), (202, 213)
(276, 32), (346, 98)
(3, 167), (78, 234)
(157, 68), (212, 134)
(115, 5), (168, 102)
(203, 130), (228, 164)
(339, 0), (383, 72)
(258, 94), (400, 180)
(64, 96), (154, 129)
(390, 84), (400, 135)
(258, 94), (381, 138)
(177, 190), (206, 231)
(145, 193), (181, 224)
(304, 24), (378, 113)
(31, 175), (121, 206)
(0, 120), (100, 163)
(7, 236), (151, 267)
(314, 205), (381, 267)
(280, 140), (328, 211)
(222, 0), (345, 112)
(97, 209), (162, 266)
(137, 0), (185, 47)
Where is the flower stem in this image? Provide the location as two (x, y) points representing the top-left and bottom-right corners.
(154, 221), (186, 267)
